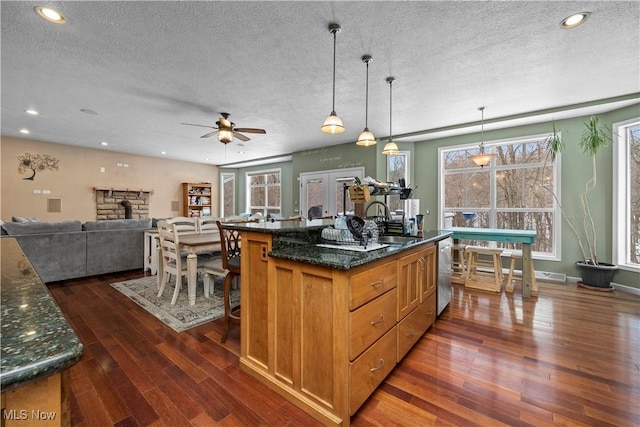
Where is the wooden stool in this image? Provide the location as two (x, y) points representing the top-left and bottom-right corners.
(451, 244), (467, 284)
(506, 254), (538, 296)
(464, 246), (504, 292)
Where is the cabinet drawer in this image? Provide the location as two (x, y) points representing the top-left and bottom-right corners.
(350, 327), (397, 415)
(397, 293), (437, 361)
(350, 288), (396, 360)
(350, 262), (397, 310)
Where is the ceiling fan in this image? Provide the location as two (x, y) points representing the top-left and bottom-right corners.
(181, 112), (266, 144)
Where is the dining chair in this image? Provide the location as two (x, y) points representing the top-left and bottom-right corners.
(166, 216), (198, 234)
(198, 217), (222, 233)
(157, 220), (214, 305)
(216, 220), (242, 343)
(157, 220), (188, 305)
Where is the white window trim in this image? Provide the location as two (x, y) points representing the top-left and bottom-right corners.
(613, 117), (640, 273)
(438, 133), (561, 261)
(220, 172), (235, 218)
(245, 168), (282, 215)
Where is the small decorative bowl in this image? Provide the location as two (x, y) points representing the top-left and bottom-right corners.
(462, 212), (476, 220)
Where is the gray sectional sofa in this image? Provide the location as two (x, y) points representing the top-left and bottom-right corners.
(2, 219), (152, 283)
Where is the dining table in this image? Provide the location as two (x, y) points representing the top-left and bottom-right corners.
(446, 227), (537, 298)
(157, 231), (222, 306)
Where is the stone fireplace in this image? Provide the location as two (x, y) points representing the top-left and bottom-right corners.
(94, 187), (151, 220)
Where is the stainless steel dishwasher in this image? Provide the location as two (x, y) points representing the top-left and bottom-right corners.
(437, 237), (452, 316)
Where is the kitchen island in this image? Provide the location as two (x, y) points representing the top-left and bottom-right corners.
(222, 220), (450, 426)
(1, 238), (84, 426)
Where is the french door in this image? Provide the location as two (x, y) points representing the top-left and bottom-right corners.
(300, 167), (364, 218)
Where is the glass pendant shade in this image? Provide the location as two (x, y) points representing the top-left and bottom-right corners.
(469, 145), (493, 167)
(356, 55), (376, 146)
(321, 112), (345, 134)
(383, 77), (398, 155)
(382, 140), (399, 155)
(356, 128), (376, 146)
(469, 106), (494, 167)
(218, 129), (234, 144)
(321, 24), (345, 134)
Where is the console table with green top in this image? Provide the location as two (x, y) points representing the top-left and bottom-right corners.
(446, 227), (537, 298)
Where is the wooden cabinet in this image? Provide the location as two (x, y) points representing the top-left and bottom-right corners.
(238, 231), (439, 427)
(182, 183), (212, 217)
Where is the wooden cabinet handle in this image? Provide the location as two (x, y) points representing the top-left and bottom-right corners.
(371, 279), (384, 287)
(370, 315), (385, 326)
(406, 329), (415, 337)
(370, 358), (385, 372)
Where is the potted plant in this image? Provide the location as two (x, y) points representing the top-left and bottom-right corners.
(544, 116), (618, 290)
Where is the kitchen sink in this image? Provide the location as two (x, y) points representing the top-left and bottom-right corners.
(377, 235), (419, 244)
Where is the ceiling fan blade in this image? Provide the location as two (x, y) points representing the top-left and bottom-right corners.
(233, 132), (250, 142)
(181, 122), (217, 129)
(234, 127), (266, 134)
(200, 131), (217, 138)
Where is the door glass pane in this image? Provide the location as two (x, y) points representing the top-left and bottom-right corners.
(222, 173), (235, 217)
(306, 179), (324, 218)
(336, 178), (357, 216)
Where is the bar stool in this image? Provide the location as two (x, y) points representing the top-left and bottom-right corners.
(505, 254), (538, 296)
(464, 246), (504, 292)
(451, 244), (467, 284)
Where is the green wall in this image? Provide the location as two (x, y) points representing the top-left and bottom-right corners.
(413, 103), (640, 289)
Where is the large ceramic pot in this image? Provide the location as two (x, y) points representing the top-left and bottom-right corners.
(575, 261), (618, 289)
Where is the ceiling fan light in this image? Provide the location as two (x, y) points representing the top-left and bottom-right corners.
(321, 112), (345, 134)
(382, 140), (399, 155)
(356, 128), (376, 146)
(218, 129), (234, 144)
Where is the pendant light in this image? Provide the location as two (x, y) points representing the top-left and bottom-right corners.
(469, 106), (494, 167)
(382, 77), (399, 155)
(321, 23), (345, 134)
(356, 55), (376, 146)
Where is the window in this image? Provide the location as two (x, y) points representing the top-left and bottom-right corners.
(613, 118), (640, 272)
(386, 151), (410, 213)
(220, 172), (235, 217)
(440, 135), (559, 258)
(246, 169), (281, 217)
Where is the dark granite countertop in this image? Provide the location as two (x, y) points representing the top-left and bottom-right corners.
(268, 229), (452, 270)
(0, 238), (84, 391)
(221, 218), (335, 234)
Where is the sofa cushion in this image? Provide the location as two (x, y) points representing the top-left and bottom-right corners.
(82, 218), (151, 231)
(2, 220), (82, 235)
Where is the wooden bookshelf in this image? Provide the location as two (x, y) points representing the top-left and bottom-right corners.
(182, 182), (212, 217)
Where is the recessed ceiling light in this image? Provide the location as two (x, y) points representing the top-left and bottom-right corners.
(24, 109), (39, 115)
(560, 12), (590, 29)
(160, 151), (167, 155)
(19, 129), (30, 134)
(100, 142), (108, 146)
(238, 151), (245, 154)
(34, 6), (67, 24)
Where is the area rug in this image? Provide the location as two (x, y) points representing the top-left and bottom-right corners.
(111, 275), (240, 332)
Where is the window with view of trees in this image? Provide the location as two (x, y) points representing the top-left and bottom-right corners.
(387, 151), (409, 213)
(440, 135), (559, 258)
(247, 169), (281, 217)
(613, 119), (640, 271)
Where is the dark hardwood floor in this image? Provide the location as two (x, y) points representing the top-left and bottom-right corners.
(48, 271), (640, 426)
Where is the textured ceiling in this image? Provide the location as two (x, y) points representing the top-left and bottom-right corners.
(2, 1), (639, 166)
